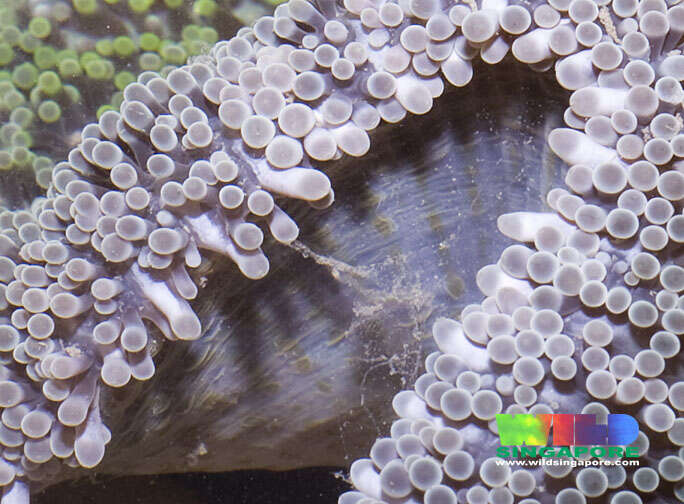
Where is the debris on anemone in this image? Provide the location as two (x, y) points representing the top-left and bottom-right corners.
(0, 0), (681, 502)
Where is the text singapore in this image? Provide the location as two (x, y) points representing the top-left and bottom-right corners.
(494, 413), (641, 458)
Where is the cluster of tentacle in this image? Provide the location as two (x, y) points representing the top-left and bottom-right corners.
(0, 0), (682, 500)
(0, 0), (262, 194)
(0, 0), (451, 496)
(340, 0), (684, 501)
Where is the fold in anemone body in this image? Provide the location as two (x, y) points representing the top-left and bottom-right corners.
(0, 0), (682, 503)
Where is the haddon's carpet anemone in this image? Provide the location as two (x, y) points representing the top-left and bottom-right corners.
(0, 0), (681, 502)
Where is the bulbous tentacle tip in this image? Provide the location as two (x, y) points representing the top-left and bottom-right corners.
(548, 128), (618, 168)
(1, 480), (29, 504)
(235, 253), (270, 281)
(170, 313), (203, 341)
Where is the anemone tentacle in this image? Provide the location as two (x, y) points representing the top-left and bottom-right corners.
(0, 0), (683, 501)
(0, 0), (263, 196)
(335, 0), (684, 501)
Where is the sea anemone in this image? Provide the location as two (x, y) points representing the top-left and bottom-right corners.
(0, 0), (272, 195)
(0, 0), (682, 502)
